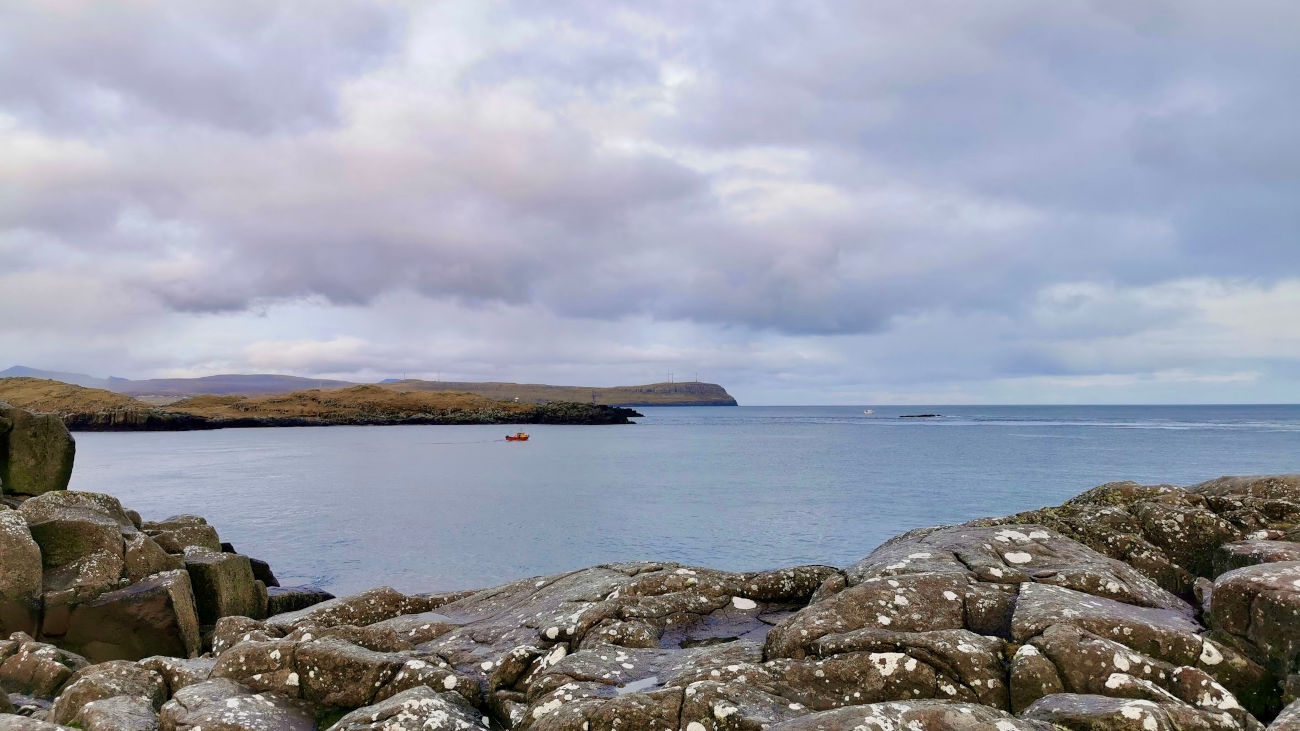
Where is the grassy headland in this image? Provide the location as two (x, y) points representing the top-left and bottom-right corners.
(378, 379), (737, 405)
(0, 378), (640, 430)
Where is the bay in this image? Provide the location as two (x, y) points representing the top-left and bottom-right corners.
(67, 404), (1299, 595)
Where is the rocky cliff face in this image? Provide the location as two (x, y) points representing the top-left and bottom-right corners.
(1, 408), (1298, 729)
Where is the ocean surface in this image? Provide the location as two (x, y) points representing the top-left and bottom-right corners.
(68, 405), (1299, 596)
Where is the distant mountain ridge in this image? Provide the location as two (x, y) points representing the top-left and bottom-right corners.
(0, 366), (353, 396)
(0, 366), (737, 406)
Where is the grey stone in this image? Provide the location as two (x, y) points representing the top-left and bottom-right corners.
(0, 406), (75, 497)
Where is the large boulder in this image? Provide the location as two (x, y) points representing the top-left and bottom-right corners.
(50, 570), (201, 663)
(1210, 561), (1300, 675)
(0, 511), (42, 635)
(0, 633), (89, 698)
(71, 694), (160, 731)
(0, 405), (75, 497)
(158, 677), (315, 730)
(48, 660), (166, 725)
(19, 492), (133, 605)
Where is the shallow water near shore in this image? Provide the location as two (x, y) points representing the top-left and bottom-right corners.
(68, 404), (1299, 596)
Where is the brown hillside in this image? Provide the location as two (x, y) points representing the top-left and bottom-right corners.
(0, 378), (151, 414)
(168, 384), (534, 420)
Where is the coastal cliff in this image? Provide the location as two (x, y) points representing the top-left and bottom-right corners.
(1, 405), (1299, 729)
(0, 379), (641, 431)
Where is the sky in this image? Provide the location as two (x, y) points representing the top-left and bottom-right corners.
(2, 1), (1299, 405)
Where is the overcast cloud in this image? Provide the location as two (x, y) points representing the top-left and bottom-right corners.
(2, 0), (1298, 403)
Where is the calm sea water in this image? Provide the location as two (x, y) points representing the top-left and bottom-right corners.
(67, 405), (1299, 596)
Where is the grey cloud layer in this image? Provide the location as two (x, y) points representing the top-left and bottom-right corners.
(2, 0), (1299, 398)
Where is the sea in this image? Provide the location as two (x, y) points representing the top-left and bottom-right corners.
(67, 405), (1299, 596)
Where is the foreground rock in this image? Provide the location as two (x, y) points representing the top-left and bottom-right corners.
(2, 418), (1298, 731)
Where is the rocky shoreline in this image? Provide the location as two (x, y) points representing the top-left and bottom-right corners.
(2, 404), (1300, 729)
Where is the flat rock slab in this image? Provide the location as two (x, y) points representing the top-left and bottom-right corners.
(1021, 692), (1261, 731)
(158, 678), (315, 731)
(767, 700), (1056, 730)
(1211, 561), (1300, 673)
(49, 660), (165, 725)
(72, 694), (160, 731)
(847, 525), (1187, 612)
(1011, 583), (1205, 662)
(324, 686), (483, 730)
(1214, 541), (1300, 577)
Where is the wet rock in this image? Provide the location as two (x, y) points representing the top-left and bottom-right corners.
(265, 587), (428, 632)
(265, 587), (334, 616)
(0, 636), (89, 698)
(1210, 561), (1300, 675)
(768, 700), (1055, 730)
(71, 694), (159, 731)
(54, 570), (201, 662)
(0, 512), (42, 636)
(184, 551), (266, 624)
(249, 558), (279, 588)
(0, 406), (75, 497)
(1021, 692), (1261, 730)
(48, 660), (166, 725)
(137, 656), (215, 695)
(157, 677), (314, 731)
(324, 686), (483, 730)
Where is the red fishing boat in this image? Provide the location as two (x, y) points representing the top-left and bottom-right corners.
(505, 432), (530, 441)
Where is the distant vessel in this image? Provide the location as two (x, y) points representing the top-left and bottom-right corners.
(505, 432), (530, 441)
(863, 409), (874, 414)
(899, 414), (941, 418)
